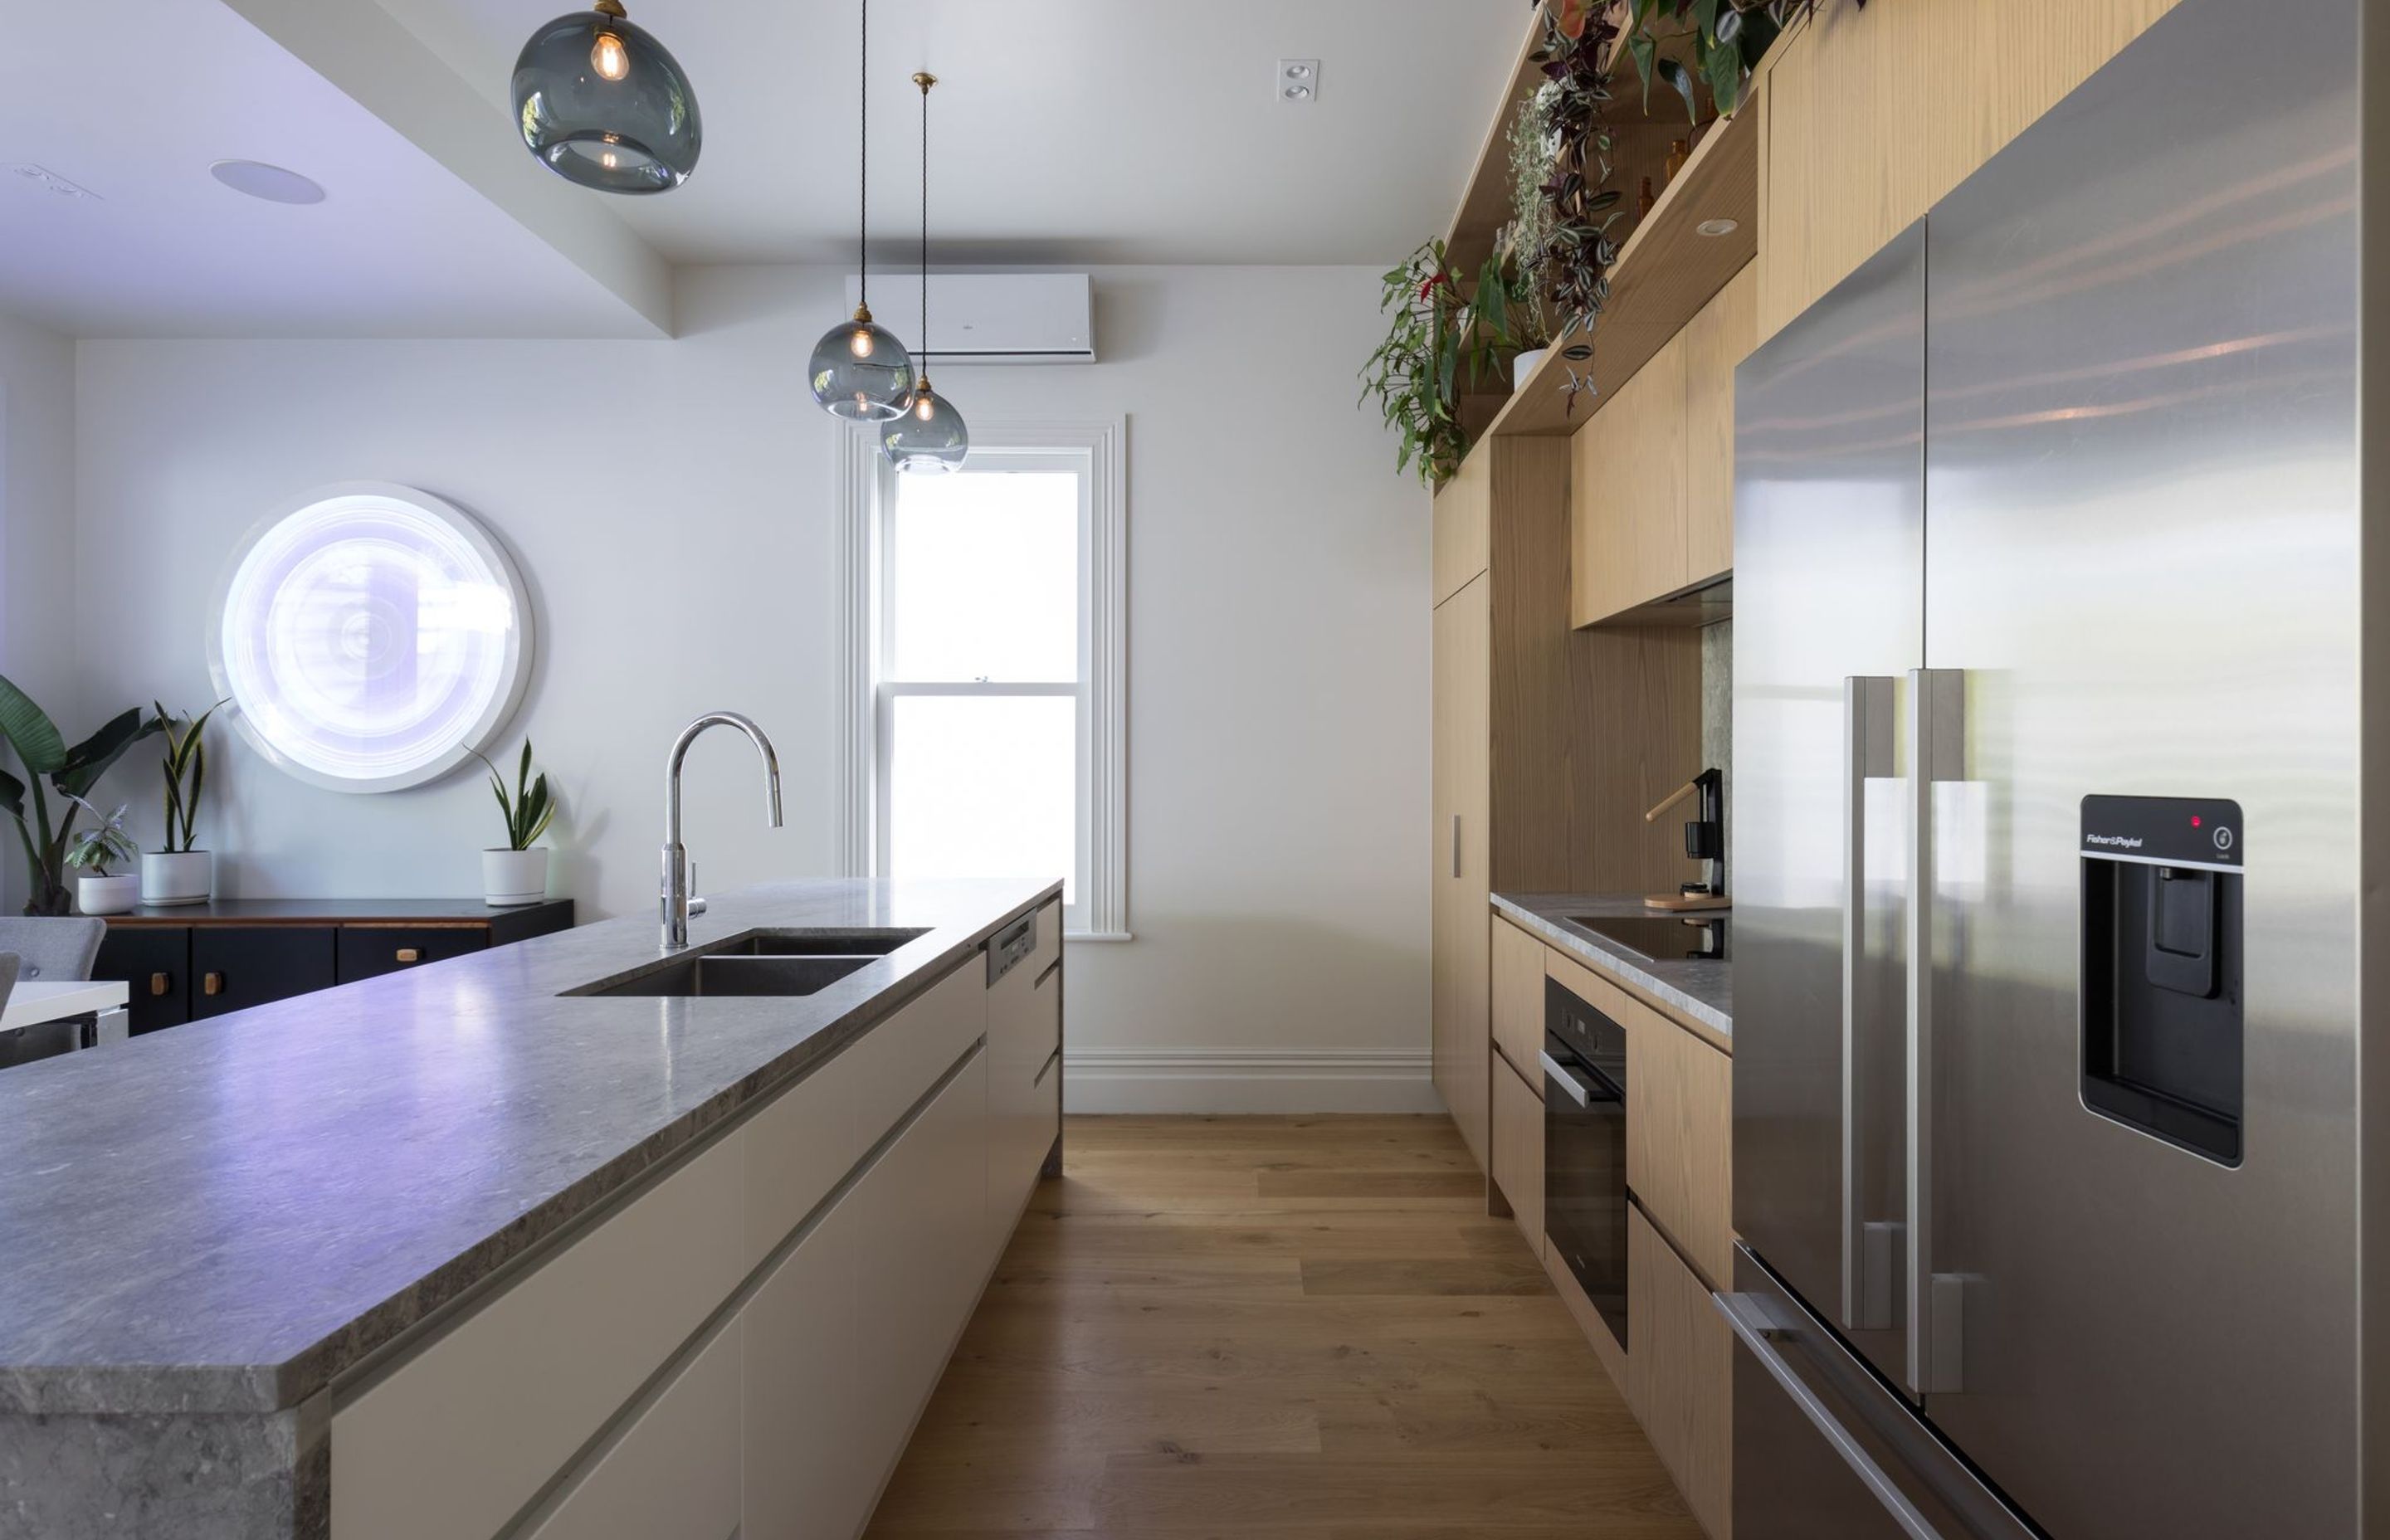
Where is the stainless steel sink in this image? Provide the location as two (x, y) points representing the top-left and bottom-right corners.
(704, 928), (928, 958)
(573, 953), (876, 999)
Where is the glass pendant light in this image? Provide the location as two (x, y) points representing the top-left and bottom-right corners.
(883, 72), (970, 474)
(809, 0), (915, 421)
(510, 1), (700, 193)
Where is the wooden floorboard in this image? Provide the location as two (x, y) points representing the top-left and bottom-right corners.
(865, 1114), (1703, 1538)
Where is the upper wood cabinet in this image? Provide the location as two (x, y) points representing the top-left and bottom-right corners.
(1758, 0), (2182, 340)
(1432, 442), (1492, 608)
(1570, 266), (1755, 628)
(1682, 262), (1757, 587)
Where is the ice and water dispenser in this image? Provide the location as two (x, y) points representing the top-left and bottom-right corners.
(2079, 796), (2244, 1166)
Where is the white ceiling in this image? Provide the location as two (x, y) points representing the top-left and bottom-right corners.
(0, 0), (1525, 338)
(0, 0), (661, 338)
(378, 0), (1527, 267)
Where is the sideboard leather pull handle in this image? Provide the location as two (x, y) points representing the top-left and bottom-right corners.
(150, 972), (169, 997)
(396, 948), (421, 963)
(202, 972), (224, 997)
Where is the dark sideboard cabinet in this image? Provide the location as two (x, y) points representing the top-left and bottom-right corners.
(95, 900), (575, 1036)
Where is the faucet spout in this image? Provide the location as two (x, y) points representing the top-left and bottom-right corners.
(661, 712), (784, 952)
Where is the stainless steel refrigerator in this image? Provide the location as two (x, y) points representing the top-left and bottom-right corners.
(1729, 0), (2374, 1533)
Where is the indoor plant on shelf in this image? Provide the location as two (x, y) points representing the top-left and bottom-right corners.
(1359, 241), (1515, 487)
(473, 739), (557, 906)
(144, 699), (226, 905)
(64, 799), (141, 916)
(0, 676), (162, 917)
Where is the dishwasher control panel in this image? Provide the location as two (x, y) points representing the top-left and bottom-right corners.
(986, 912), (1037, 986)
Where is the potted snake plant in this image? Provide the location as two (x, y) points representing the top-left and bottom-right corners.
(473, 740), (556, 906)
(142, 700), (225, 906)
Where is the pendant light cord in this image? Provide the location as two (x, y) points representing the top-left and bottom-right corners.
(857, 0), (869, 309)
(919, 73), (931, 363)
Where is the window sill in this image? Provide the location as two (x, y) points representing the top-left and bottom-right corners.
(1064, 929), (1134, 943)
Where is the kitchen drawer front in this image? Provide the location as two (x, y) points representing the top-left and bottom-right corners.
(95, 927), (191, 1035)
(521, 1316), (742, 1540)
(1628, 1206), (1732, 1538)
(334, 926), (487, 984)
(191, 926), (336, 1019)
(330, 1128), (746, 1540)
(988, 963), (1061, 1230)
(1624, 997), (1734, 1290)
(1490, 916), (1545, 1079)
(741, 958), (981, 1273)
(1490, 1050), (1544, 1259)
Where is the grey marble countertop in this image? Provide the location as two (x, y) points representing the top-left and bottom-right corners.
(1490, 893), (1733, 1040)
(0, 877), (1059, 1419)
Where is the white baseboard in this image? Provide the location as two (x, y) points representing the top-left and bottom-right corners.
(1061, 1046), (1440, 1114)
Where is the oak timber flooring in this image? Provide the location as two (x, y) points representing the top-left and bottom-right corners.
(864, 1115), (1704, 1538)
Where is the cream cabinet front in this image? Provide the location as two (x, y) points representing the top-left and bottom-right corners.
(330, 928), (1054, 1540)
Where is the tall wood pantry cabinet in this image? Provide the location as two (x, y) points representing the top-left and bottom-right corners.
(1428, 438), (1572, 1172)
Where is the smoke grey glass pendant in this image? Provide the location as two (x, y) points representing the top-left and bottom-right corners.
(810, 0), (914, 421)
(810, 308), (915, 422)
(883, 71), (968, 473)
(510, 1), (700, 194)
(882, 377), (969, 473)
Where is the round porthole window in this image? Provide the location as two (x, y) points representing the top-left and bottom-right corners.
(207, 483), (534, 793)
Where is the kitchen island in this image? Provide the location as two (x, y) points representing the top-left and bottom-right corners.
(0, 877), (1065, 1540)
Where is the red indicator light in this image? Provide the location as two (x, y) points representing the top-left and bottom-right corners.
(2191, 816), (2203, 828)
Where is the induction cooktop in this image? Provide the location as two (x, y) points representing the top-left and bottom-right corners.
(1566, 913), (1728, 962)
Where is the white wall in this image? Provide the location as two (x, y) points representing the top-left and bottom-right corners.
(0, 309), (80, 915)
(74, 265), (1434, 1110)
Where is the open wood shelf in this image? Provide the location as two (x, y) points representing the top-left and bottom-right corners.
(1483, 98), (1758, 442)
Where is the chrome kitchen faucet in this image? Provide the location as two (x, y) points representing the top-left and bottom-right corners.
(661, 713), (783, 951)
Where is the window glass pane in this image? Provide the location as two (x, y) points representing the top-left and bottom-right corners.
(890, 470), (1079, 682)
(888, 694), (1076, 901)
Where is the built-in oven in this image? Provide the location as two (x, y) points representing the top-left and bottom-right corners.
(1542, 977), (1628, 1350)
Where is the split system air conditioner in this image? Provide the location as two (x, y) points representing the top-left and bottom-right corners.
(840, 273), (1094, 363)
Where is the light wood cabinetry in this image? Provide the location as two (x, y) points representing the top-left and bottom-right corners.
(1432, 441), (1493, 607)
(1758, 0), (2182, 340)
(1628, 1206), (1733, 1539)
(1490, 916), (1545, 1080)
(1627, 997), (1735, 1290)
(1570, 266), (1754, 628)
(1681, 261), (1758, 586)
(1490, 1054), (1544, 1260)
(1432, 573), (1493, 1171)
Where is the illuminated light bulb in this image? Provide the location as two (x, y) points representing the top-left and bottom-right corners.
(591, 30), (630, 80)
(600, 149), (619, 169)
(915, 393), (935, 422)
(848, 325), (875, 359)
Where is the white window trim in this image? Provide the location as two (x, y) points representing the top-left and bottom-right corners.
(835, 418), (1129, 941)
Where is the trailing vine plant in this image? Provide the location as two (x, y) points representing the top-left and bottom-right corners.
(1622, 0), (1864, 122)
(1533, 2), (1627, 417)
(1358, 241), (1483, 487)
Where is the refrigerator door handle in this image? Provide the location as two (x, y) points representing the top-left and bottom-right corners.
(1905, 667), (1967, 1396)
(1717, 1290), (1953, 1540)
(1842, 675), (1899, 1331)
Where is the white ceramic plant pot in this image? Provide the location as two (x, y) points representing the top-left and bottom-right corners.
(483, 848), (549, 908)
(76, 874), (142, 916)
(1513, 347), (1551, 392)
(141, 850), (213, 906)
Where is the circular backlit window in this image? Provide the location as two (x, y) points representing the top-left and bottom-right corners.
(207, 484), (534, 793)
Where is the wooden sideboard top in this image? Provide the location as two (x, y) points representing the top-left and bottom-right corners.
(103, 899), (575, 928)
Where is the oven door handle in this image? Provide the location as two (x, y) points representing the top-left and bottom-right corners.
(1539, 1050), (1596, 1108)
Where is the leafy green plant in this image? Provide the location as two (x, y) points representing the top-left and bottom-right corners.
(1534, 3), (1627, 413)
(0, 676), (163, 915)
(1622, 0), (1864, 123)
(1500, 80), (1563, 348)
(62, 799), (136, 880)
(155, 699), (227, 855)
(1360, 241), (1485, 487)
(471, 740), (557, 852)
